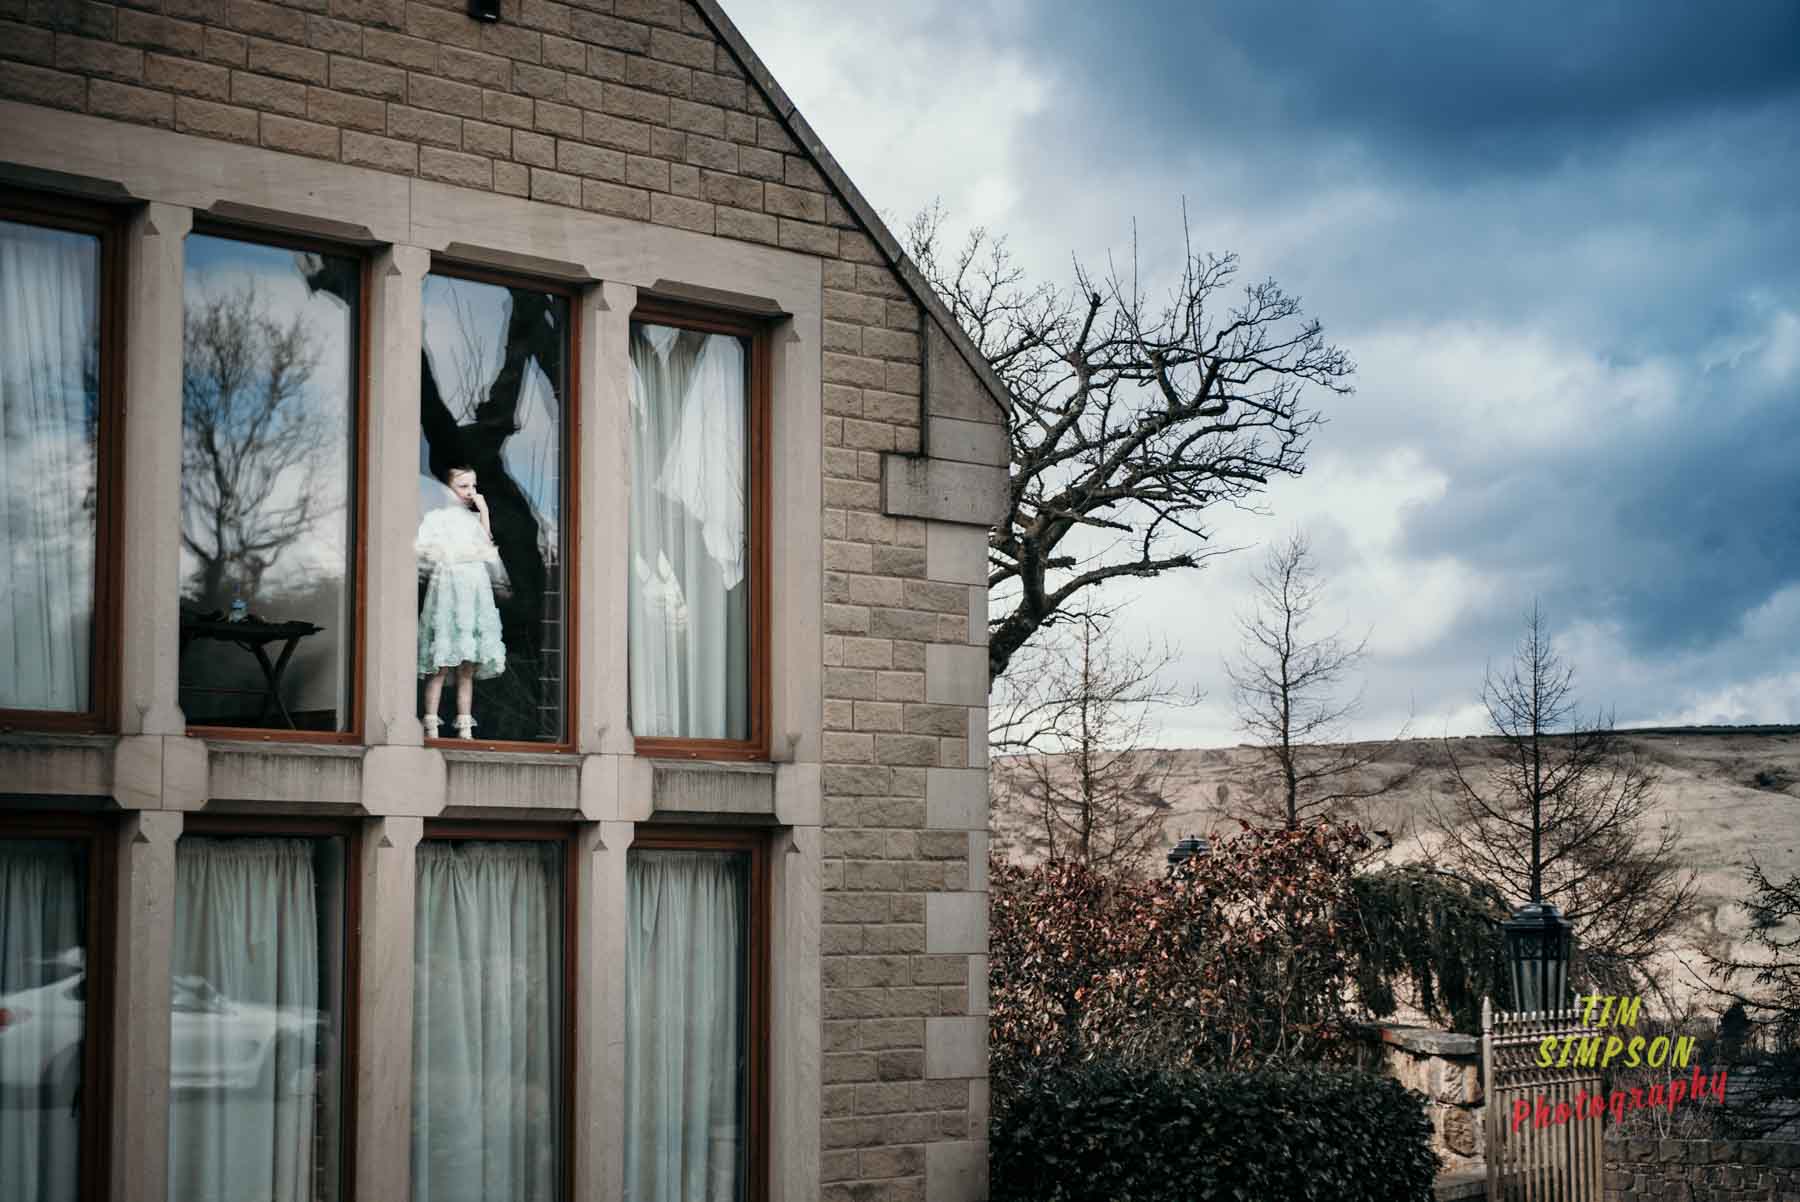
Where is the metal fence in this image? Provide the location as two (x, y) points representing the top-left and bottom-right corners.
(1482, 999), (1604, 1201)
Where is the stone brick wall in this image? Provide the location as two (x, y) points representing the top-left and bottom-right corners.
(4, 0), (863, 245)
(0, 1), (1002, 1199)
(1357, 1023), (1486, 1175)
(1605, 1138), (1800, 1200)
(816, 312), (994, 1201)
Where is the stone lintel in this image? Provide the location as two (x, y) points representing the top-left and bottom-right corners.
(882, 455), (1007, 527)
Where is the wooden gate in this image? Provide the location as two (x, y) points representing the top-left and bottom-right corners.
(1482, 999), (1604, 1201)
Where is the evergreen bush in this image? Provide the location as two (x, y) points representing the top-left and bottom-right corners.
(991, 1061), (1440, 1202)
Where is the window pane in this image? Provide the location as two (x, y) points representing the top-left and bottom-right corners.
(624, 849), (748, 1202)
(0, 220), (101, 712)
(179, 234), (359, 732)
(418, 275), (569, 744)
(0, 839), (88, 1202)
(167, 836), (348, 1202)
(412, 840), (563, 1202)
(627, 323), (750, 741)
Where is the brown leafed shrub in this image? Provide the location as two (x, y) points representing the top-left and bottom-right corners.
(989, 821), (1372, 1085)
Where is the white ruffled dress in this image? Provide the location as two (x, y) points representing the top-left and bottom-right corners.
(416, 504), (507, 679)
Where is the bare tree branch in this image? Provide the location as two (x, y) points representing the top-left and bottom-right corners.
(904, 204), (1354, 685)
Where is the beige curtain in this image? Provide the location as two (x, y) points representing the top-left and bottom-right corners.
(627, 324), (750, 740)
(167, 837), (323, 1202)
(412, 840), (563, 1202)
(623, 849), (748, 1202)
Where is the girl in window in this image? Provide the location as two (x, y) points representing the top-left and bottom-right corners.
(416, 466), (507, 738)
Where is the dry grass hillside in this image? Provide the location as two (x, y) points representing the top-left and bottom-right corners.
(992, 726), (1800, 1008)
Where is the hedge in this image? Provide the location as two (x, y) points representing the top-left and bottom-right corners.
(991, 1061), (1441, 1201)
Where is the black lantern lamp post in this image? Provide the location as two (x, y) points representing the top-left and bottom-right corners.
(1503, 899), (1574, 1013)
(1166, 836), (1208, 880)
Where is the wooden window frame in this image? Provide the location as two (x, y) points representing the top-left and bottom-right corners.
(0, 190), (129, 735)
(179, 221), (373, 746)
(627, 300), (773, 762)
(419, 261), (582, 754)
(415, 821), (580, 1202)
(176, 813), (364, 1202)
(0, 810), (117, 1202)
(628, 825), (771, 1202)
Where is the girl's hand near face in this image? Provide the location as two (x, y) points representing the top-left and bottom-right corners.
(471, 490), (494, 542)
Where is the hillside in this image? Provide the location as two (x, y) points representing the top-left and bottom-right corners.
(992, 726), (1800, 1007)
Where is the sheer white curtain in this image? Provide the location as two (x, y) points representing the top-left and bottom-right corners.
(412, 841), (561, 1202)
(624, 850), (747, 1202)
(167, 837), (321, 1202)
(628, 325), (749, 740)
(0, 220), (99, 711)
(0, 840), (85, 1202)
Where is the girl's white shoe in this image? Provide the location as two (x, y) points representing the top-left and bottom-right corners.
(423, 715), (441, 738)
(453, 715), (476, 740)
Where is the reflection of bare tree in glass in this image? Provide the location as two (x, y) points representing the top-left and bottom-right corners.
(420, 290), (564, 741)
(180, 286), (329, 607)
(441, 284), (500, 423)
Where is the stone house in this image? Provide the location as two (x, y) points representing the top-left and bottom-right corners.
(0, 0), (1006, 1198)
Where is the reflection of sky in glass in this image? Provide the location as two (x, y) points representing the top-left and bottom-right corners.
(181, 235), (353, 600)
(180, 235), (356, 727)
(420, 275), (561, 552)
(0, 220), (100, 712)
(0, 220), (98, 530)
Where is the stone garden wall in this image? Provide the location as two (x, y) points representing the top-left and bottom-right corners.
(1604, 1138), (1800, 1200)
(1357, 1023), (1486, 1175)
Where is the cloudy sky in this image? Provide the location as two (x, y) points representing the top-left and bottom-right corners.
(731, 0), (1800, 746)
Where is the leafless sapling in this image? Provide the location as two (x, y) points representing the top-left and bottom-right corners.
(1225, 530), (1413, 829)
(1427, 604), (1698, 1000)
(990, 610), (1197, 874)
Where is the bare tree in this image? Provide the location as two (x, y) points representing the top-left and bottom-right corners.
(905, 204), (1354, 685)
(1225, 530), (1411, 828)
(1705, 861), (1800, 1136)
(1428, 604), (1698, 998)
(991, 611), (1196, 874)
(440, 281), (504, 422)
(180, 284), (329, 606)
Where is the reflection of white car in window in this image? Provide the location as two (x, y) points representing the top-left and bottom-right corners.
(169, 975), (323, 1094)
(0, 972), (86, 1104)
(0, 972), (322, 1098)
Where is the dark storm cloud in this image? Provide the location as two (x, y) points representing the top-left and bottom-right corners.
(998, 1), (1800, 693)
(1013, 0), (1800, 340)
(1399, 365), (1800, 655)
(1028, 0), (1800, 179)
(724, 0), (1800, 729)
